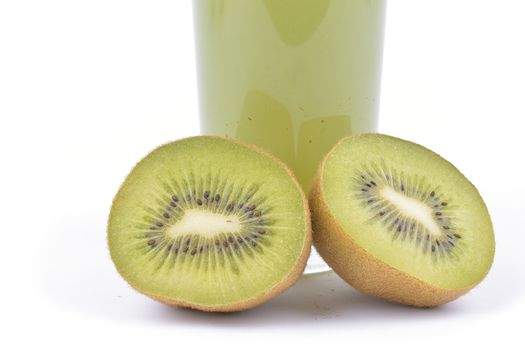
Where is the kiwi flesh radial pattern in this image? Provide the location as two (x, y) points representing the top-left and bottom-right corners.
(108, 136), (311, 312)
(310, 134), (495, 307)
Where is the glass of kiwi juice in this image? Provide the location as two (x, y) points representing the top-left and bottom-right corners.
(193, 0), (386, 274)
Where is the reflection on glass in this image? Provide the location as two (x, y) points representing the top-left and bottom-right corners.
(296, 115), (352, 190)
(264, 0), (331, 46)
(237, 91), (295, 167)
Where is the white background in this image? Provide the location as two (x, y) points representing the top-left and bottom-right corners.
(1, 0), (524, 348)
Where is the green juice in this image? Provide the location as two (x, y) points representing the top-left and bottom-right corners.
(194, 0), (385, 190)
(193, 0), (385, 190)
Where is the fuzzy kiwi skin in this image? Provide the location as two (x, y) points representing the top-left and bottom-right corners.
(309, 135), (485, 308)
(108, 136), (312, 312)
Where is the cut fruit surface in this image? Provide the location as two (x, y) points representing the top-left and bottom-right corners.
(108, 136), (311, 312)
(310, 134), (494, 306)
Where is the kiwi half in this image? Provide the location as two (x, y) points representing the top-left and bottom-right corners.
(108, 136), (311, 312)
(310, 134), (494, 307)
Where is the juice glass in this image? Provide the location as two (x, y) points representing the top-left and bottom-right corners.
(193, 0), (386, 273)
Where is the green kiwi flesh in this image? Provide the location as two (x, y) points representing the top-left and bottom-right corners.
(311, 134), (494, 306)
(108, 136), (311, 312)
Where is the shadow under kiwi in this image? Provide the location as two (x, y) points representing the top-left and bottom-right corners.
(148, 272), (472, 328)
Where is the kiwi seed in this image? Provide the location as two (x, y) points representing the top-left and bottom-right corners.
(353, 168), (463, 259)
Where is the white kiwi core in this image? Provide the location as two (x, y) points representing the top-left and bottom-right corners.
(166, 209), (242, 238)
(380, 186), (441, 237)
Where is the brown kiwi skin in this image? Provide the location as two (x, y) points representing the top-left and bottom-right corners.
(309, 134), (477, 308)
(107, 135), (312, 312)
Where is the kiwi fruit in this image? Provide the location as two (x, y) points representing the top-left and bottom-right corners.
(108, 136), (311, 312)
(310, 133), (495, 307)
